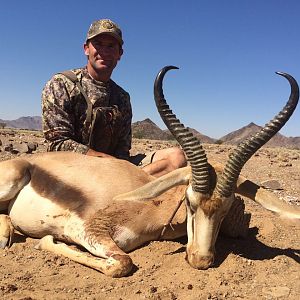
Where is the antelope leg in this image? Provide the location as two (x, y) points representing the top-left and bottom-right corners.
(0, 159), (31, 202)
(0, 215), (14, 248)
(35, 235), (133, 277)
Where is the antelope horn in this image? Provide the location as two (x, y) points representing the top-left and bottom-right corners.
(216, 72), (299, 198)
(154, 66), (210, 194)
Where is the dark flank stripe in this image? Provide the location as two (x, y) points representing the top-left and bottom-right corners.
(30, 165), (90, 218)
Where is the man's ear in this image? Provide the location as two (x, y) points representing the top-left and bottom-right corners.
(118, 48), (124, 60)
(84, 43), (89, 56)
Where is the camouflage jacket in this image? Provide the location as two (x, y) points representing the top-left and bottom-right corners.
(42, 67), (132, 159)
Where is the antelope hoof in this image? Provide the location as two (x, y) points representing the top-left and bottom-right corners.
(0, 215), (14, 248)
(34, 235), (54, 250)
(186, 251), (214, 270)
(106, 254), (133, 278)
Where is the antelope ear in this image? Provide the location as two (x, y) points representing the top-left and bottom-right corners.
(114, 166), (191, 202)
(236, 175), (300, 220)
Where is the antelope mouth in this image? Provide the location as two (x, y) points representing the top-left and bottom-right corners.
(185, 250), (214, 270)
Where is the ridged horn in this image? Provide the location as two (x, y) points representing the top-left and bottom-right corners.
(216, 72), (299, 198)
(154, 66), (210, 194)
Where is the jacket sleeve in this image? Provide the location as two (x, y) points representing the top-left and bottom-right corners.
(41, 75), (89, 154)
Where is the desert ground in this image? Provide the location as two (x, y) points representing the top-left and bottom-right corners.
(0, 130), (299, 300)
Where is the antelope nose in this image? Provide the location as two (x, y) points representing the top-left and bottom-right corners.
(186, 251), (214, 270)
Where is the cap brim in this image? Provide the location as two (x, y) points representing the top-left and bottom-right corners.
(86, 32), (123, 45)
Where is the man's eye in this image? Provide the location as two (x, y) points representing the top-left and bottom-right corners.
(92, 42), (101, 47)
(93, 43), (116, 50)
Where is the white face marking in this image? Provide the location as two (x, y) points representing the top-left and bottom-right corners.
(186, 207), (215, 255)
(186, 185), (200, 208)
(186, 195), (235, 257)
(195, 210), (215, 255)
(186, 202), (194, 247)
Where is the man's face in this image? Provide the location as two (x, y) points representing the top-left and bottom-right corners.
(84, 34), (123, 76)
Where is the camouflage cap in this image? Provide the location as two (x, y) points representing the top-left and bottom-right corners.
(86, 19), (123, 45)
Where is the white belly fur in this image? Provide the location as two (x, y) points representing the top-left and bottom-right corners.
(8, 183), (71, 238)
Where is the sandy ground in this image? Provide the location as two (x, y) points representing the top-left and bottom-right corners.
(0, 136), (299, 300)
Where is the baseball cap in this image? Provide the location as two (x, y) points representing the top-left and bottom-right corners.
(86, 19), (123, 45)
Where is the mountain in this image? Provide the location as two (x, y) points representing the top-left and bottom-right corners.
(133, 119), (300, 148)
(132, 118), (173, 140)
(132, 119), (216, 143)
(220, 122), (300, 148)
(186, 127), (216, 144)
(0, 116), (42, 130)
(1, 116), (299, 148)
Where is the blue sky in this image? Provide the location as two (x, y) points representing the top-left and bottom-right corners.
(0, 0), (299, 139)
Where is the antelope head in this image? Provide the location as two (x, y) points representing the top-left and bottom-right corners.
(154, 66), (299, 269)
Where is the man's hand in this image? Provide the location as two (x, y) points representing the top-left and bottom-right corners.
(86, 149), (115, 158)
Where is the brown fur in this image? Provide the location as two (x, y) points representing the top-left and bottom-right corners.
(200, 194), (223, 217)
(196, 163), (223, 217)
(30, 165), (91, 217)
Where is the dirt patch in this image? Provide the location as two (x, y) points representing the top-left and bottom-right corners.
(0, 133), (299, 300)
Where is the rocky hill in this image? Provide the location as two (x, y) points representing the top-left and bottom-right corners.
(132, 119), (216, 143)
(132, 118), (173, 140)
(0, 116), (42, 130)
(1, 116), (299, 148)
(186, 127), (216, 144)
(220, 122), (300, 148)
(132, 119), (300, 148)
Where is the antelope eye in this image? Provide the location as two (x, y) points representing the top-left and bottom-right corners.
(186, 199), (197, 213)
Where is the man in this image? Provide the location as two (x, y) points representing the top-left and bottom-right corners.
(42, 19), (186, 177)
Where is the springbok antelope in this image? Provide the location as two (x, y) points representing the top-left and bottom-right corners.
(0, 67), (299, 277)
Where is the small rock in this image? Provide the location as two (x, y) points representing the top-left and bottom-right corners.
(283, 195), (300, 205)
(170, 292), (177, 300)
(4, 284), (18, 293)
(27, 142), (38, 152)
(4, 143), (13, 152)
(262, 286), (290, 298)
(150, 286), (157, 293)
(279, 162), (293, 167)
(289, 153), (299, 160)
(13, 142), (29, 154)
(261, 179), (282, 190)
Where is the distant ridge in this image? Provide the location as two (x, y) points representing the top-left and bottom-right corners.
(0, 116), (42, 130)
(1, 116), (299, 148)
(186, 127), (216, 144)
(220, 122), (300, 148)
(132, 119), (216, 143)
(132, 119), (300, 148)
